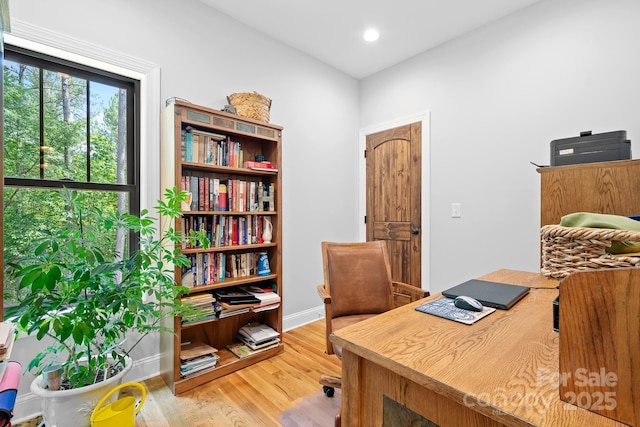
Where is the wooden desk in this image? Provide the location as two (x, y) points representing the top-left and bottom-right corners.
(331, 269), (628, 427)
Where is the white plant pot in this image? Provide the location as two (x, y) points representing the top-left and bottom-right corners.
(30, 356), (133, 427)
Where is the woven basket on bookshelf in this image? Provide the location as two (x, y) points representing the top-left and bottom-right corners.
(227, 92), (271, 123)
(540, 224), (640, 279)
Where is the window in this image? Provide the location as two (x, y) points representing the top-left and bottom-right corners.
(2, 45), (140, 310)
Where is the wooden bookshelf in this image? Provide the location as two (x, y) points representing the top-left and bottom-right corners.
(160, 100), (283, 394)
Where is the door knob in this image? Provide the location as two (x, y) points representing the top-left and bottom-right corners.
(411, 228), (420, 235)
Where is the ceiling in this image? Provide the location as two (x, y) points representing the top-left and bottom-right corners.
(199, 0), (543, 79)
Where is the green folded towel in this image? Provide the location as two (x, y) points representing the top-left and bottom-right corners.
(560, 212), (640, 254)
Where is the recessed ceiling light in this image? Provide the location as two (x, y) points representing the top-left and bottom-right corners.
(363, 28), (379, 42)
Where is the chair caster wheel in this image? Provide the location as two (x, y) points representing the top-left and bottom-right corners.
(323, 385), (335, 397)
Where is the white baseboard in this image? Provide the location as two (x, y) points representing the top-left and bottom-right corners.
(12, 306), (326, 423)
(283, 304), (325, 331)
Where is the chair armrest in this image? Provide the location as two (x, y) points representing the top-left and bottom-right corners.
(316, 284), (335, 354)
(316, 284), (331, 304)
(391, 281), (429, 306)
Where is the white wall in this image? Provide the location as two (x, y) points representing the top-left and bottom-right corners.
(8, 0), (640, 420)
(360, 0), (640, 294)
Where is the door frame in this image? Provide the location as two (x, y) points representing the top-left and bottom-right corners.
(358, 111), (431, 291)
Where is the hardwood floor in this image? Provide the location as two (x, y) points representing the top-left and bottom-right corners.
(16, 320), (339, 427)
(132, 320), (340, 426)
(14, 320), (340, 427)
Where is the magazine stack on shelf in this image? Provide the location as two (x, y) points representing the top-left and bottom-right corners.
(180, 341), (219, 378)
(236, 322), (280, 351)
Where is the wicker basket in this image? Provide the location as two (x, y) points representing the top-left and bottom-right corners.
(540, 224), (640, 279)
(227, 92), (271, 123)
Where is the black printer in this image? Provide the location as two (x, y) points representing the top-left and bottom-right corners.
(550, 130), (631, 166)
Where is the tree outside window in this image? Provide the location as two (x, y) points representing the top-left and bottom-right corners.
(3, 46), (140, 311)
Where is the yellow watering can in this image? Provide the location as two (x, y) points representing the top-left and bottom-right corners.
(90, 381), (146, 427)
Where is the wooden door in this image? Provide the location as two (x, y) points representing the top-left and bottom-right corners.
(366, 122), (421, 286)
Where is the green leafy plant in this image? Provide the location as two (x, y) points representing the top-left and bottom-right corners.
(4, 187), (208, 389)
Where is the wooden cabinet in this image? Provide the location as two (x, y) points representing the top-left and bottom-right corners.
(159, 100), (283, 394)
(538, 159), (640, 226)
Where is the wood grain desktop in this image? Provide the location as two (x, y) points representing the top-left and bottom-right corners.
(331, 269), (629, 427)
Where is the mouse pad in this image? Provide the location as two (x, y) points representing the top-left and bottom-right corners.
(415, 297), (496, 325)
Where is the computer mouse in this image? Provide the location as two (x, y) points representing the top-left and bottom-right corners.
(453, 295), (483, 312)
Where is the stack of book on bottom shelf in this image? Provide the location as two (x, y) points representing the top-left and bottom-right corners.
(180, 341), (219, 378)
(227, 322), (280, 359)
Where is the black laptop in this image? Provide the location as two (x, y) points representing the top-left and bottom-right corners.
(441, 279), (530, 310)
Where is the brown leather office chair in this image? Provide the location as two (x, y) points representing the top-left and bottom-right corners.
(316, 241), (429, 399)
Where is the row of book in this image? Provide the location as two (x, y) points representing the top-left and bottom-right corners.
(181, 251), (271, 288)
(181, 127), (279, 174)
(179, 341), (219, 378)
(182, 175), (275, 213)
(180, 284), (281, 325)
(182, 214), (268, 249)
(181, 127), (242, 168)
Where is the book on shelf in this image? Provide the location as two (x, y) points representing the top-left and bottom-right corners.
(243, 160), (276, 169)
(180, 341), (219, 377)
(181, 292), (215, 304)
(237, 335), (281, 351)
(181, 353), (219, 371)
(185, 131), (194, 162)
(180, 355), (219, 378)
(180, 340), (218, 361)
(237, 322), (279, 346)
(181, 175), (270, 214)
(242, 285), (280, 310)
(243, 160), (276, 170)
(188, 213), (262, 248)
(215, 287), (261, 305)
(227, 341), (280, 359)
(181, 252), (230, 287)
(186, 126), (226, 141)
(249, 166), (279, 172)
(251, 303), (280, 313)
(219, 183), (228, 211)
(184, 126), (226, 167)
(219, 301), (255, 311)
(181, 312), (218, 325)
(218, 306), (251, 319)
(180, 293), (217, 323)
(212, 178), (220, 211)
(0, 323), (15, 352)
(0, 323), (16, 361)
(181, 130), (187, 162)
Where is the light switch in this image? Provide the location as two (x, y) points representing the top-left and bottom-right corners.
(451, 203), (461, 218)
